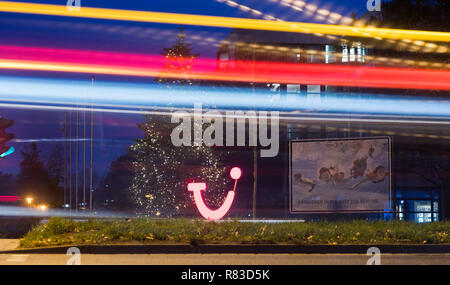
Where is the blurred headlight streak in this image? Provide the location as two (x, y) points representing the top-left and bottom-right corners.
(0, 76), (450, 123)
(0, 1), (449, 42)
(0, 205), (131, 218)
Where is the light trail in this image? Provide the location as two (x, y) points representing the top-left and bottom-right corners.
(1, 58), (449, 90)
(0, 1), (449, 42)
(0, 45), (449, 90)
(0, 196), (20, 202)
(13, 138), (89, 143)
(1, 76), (450, 125)
(269, 0), (449, 54)
(297, 123), (450, 140)
(0, 205), (132, 219)
(1, 96), (450, 134)
(2, 100), (450, 139)
(219, 0), (448, 55)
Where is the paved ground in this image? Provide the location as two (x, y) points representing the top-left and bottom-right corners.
(0, 239), (20, 251)
(0, 253), (449, 265)
(1, 238), (449, 265)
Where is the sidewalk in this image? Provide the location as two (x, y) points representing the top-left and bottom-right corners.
(0, 239), (20, 251)
(3, 243), (450, 254)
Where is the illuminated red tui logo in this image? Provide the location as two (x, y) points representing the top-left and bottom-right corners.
(187, 167), (242, 221)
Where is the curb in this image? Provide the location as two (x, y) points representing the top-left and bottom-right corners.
(3, 244), (450, 254)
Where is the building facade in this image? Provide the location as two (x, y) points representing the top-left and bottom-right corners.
(216, 29), (449, 222)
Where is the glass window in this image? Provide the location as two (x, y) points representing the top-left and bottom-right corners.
(341, 45), (348, 62)
(307, 85), (320, 93)
(287, 84), (300, 94)
(349, 47), (355, 62)
(433, 201), (439, 211)
(325, 45), (336, 64)
(396, 192), (440, 223)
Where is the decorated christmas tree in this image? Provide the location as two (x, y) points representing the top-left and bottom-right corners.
(129, 116), (230, 217)
(156, 28), (199, 86)
(128, 29), (230, 217)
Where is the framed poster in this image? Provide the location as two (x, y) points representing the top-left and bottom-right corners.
(289, 137), (391, 213)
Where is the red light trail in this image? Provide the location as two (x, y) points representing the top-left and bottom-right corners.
(0, 45), (449, 90)
(0, 196), (20, 202)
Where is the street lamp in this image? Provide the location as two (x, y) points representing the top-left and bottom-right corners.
(25, 197), (33, 207)
(38, 205), (48, 212)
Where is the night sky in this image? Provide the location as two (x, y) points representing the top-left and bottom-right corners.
(0, 0), (368, 178)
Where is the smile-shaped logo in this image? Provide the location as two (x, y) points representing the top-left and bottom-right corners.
(187, 167), (242, 221)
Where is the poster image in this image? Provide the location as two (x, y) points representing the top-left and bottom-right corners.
(290, 137), (391, 213)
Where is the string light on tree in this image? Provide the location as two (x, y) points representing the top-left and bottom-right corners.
(128, 29), (230, 216)
(157, 28), (199, 86)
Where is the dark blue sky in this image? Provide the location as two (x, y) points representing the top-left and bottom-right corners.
(0, 0), (368, 178)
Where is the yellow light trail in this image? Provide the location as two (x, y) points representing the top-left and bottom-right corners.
(0, 1), (449, 42)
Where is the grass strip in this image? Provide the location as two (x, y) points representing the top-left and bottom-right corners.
(20, 217), (450, 248)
